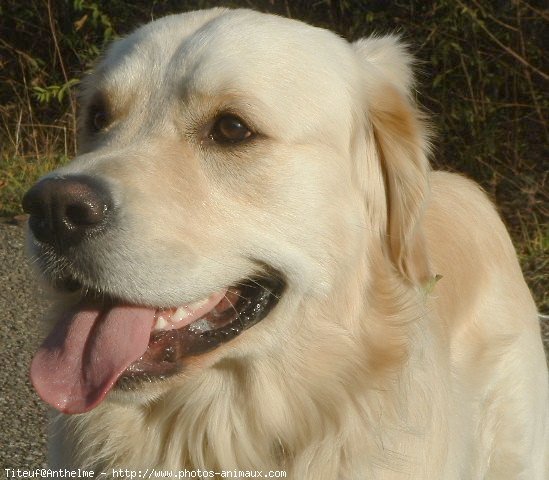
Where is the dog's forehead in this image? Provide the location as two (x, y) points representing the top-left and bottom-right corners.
(96, 9), (358, 137)
(104, 9), (352, 77)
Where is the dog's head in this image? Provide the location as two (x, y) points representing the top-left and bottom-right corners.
(24, 9), (430, 414)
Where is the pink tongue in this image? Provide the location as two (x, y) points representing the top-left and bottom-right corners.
(30, 304), (155, 414)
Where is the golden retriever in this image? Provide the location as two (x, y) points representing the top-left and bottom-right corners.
(23, 8), (548, 479)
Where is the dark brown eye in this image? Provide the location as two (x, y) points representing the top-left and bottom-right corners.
(92, 110), (108, 132)
(88, 97), (110, 133)
(209, 115), (252, 144)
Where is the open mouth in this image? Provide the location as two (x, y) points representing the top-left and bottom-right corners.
(122, 275), (284, 383)
(30, 272), (285, 415)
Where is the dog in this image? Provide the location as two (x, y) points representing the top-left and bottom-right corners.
(23, 8), (548, 479)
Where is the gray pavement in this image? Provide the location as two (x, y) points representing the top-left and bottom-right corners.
(0, 221), (547, 475)
(0, 222), (48, 472)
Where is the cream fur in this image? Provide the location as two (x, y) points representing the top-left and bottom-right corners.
(28, 8), (548, 479)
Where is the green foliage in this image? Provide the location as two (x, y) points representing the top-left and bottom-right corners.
(33, 78), (81, 104)
(0, 154), (68, 218)
(0, 0), (547, 309)
(73, 0), (116, 44)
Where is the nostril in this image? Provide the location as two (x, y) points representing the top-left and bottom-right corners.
(22, 186), (47, 218)
(22, 175), (113, 249)
(65, 200), (106, 226)
(22, 182), (55, 245)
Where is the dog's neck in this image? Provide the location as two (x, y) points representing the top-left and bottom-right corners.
(50, 257), (442, 478)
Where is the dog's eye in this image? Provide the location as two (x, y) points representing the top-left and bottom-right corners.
(209, 115), (252, 144)
(87, 98), (110, 133)
(92, 110), (108, 132)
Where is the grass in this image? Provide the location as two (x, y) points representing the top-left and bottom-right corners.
(516, 214), (549, 312)
(1, 0), (547, 312)
(0, 153), (67, 218)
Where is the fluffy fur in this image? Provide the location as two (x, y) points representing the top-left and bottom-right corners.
(29, 8), (548, 479)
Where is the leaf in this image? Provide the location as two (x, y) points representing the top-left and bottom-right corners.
(74, 14), (88, 31)
(424, 274), (443, 295)
(433, 74), (445, 87)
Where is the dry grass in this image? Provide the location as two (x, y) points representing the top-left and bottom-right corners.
(1, 0), (547, 311)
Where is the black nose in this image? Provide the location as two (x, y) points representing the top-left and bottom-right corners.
(22, 175), (113, 250)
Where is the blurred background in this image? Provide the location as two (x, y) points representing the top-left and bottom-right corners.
(0, 0), (547, 469)
(1, 1), (546, 311)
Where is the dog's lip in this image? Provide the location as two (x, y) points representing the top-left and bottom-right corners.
(118, 274), (285, 387)
(31, 269), (285, 413)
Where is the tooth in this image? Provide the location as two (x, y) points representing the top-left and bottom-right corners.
(173, 297), (209, 321)
(155, 315), (169, 331)
(173, 306), (191, 322)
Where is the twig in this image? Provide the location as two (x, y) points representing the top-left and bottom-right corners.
(518, 0), (549, 21)
(455, 97), (537, 109)
(516, 3), (548, 139)
(15, 110), (23, 157)
(456, 0), (549, 81)
(45, 0), (77, 154)
(16, 123), (71, 130)
(417, 26), (438, 53)
(459, 54), (478, 116)
(469, 0), (519, 32)
(18, 57), (40, 159)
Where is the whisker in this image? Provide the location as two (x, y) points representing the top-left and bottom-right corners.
(225, 288), (247, 302)
(232, 279), (281, 300)
(223, 293), (240, 318)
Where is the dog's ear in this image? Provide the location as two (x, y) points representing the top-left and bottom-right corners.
(353, 35), (432, 285)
